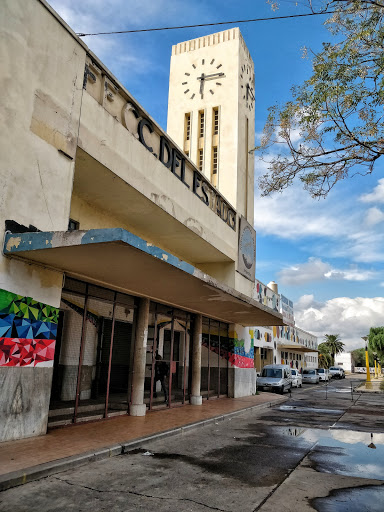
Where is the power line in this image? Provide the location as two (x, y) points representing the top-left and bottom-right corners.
(77, 11), (335, 37)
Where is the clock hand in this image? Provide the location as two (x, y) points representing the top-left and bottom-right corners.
(198, 72), (205, 97)
(203, 72), (225, 81)
(197, 72), (224, 81)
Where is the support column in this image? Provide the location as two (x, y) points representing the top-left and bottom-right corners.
(130, 298), (150, 416)
(190, 313), (203, 405)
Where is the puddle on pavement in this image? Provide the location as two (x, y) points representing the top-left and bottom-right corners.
(276, 426), (384, 480)
(312, 485), (384, 511)
(278, 405), (344, 414)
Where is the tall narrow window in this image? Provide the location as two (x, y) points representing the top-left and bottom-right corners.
(213, 108), (219, 135)
(198, 149), (204, 171)
(185, 113), (191, 141)
(199, 110), (205, 138)
(211, 108), (219, 187)
(211, 147), (218, 187)
(184, 113), (191, 156)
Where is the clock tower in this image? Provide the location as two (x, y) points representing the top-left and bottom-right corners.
(167, 28), (255, 225)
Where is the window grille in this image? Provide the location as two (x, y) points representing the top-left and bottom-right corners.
(198, 149), (204, 171)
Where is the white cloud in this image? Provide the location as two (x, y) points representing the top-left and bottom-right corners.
(49, 0), (210, 77)
(254, 163), (384, 263)
(294, 295), (384, 351)
(365, 207), (384, 226)
(360, 178), (384, 204)
(278, 258), (376, 286)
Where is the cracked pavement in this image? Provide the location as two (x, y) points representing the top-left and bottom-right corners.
(0, 375), (383, 511)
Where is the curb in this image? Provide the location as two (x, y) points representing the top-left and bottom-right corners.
(0, 396), (287, 492)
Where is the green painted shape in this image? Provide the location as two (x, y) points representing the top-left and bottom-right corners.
(0, 290), (18, 312)
(0, 287), (59, 324)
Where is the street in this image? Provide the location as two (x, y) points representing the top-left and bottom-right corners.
(0, 375), (383, 512)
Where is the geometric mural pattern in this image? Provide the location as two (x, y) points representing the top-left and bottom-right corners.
(0, 338), (56, 366)
(0, 288), (58, 367)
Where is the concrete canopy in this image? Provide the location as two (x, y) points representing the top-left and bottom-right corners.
(279, 344), (319, 353)
(4, 228), (284, 327)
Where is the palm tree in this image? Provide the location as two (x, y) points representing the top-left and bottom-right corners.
(323, 334), (344, 365)
(318, 342), (332, 368)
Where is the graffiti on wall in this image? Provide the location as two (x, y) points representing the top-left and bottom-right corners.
(0, 289), (58, 367)
(253, 280), (279, 312)
(228, 328), (254, 368)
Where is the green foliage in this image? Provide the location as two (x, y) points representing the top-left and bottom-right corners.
(351, 347), (375, 366)
(368, 326), (384, 360)
(257, 1), (384, 198)
(322, 333), (345, 363)
(318, 342), (333, 367)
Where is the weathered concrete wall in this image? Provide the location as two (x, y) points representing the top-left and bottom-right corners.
(228, 367), (257, 398)
(0, 0), (86, 442)
(0, 367), (53, 441)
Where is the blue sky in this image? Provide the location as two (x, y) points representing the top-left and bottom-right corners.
(50, 0), (384, 350)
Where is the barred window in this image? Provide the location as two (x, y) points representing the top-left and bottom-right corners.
(199, 111), (204, 138)
(213, 108), (219, 135)
(198, 149), (204, 171)
(212, 147), (218, 175)
(185, 113), (191, 141)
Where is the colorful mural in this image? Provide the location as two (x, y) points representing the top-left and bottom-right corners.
(228, 329), (254, 368)
(253, 280), (279, 312)
(0, 288), (58, 367)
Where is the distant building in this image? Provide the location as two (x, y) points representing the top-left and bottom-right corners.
(334, 352), (356, 373)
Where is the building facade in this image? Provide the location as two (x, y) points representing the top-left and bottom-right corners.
(1, 0), (320, 443)
(0, 0), (287, 442)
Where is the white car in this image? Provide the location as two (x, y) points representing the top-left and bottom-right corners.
(329, 366), (344, 379)
(291, 369), (303, 388)
(316, 368), (330, 381)
(302, 369), (320, 384)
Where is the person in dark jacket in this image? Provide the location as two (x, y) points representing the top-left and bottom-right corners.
(154, 351), (169, 403)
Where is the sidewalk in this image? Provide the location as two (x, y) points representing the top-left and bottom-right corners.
(356, 376), (384, 393)
(0, 393), (286, 491)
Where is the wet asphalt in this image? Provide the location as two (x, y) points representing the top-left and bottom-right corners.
(0, 375), (383, 511)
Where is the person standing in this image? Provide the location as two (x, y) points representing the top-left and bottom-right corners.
(154, 352), (169, 403)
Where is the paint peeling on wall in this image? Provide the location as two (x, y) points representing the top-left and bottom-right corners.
(0, 288), (58, 367)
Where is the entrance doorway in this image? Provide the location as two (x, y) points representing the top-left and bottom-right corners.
(144, 302), (191, 409)
(200, 318), (229, 399)
(49, 278), (136, 426)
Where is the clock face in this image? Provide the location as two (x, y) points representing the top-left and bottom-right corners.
(240, 63), (255, 111)
(181, 58), (225, 100)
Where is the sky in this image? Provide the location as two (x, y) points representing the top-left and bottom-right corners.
(49, 0), (384, 352)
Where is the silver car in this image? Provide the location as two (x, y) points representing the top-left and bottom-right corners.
(257, 364), (292, 394)
(302, 369), (320, 384)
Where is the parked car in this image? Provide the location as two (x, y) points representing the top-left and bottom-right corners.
(291, 369), (303, 388)
(257, 364), (292, 394)
(329, 366), (344, 379)
(302, 369), (320, 384)
(316, 368), (330, 382)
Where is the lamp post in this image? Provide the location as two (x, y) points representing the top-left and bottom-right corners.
(362, 336), (372, 389)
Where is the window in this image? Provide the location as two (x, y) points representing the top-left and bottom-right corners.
(212, 147), (218, 175)
(199, 110), (205, 138)
(185, 113), (191, 141)
(198, 149), (204, 171)
(213, 108), (219, 135)
(68, 219), (79, 231)
(261, 368), (282, 378)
